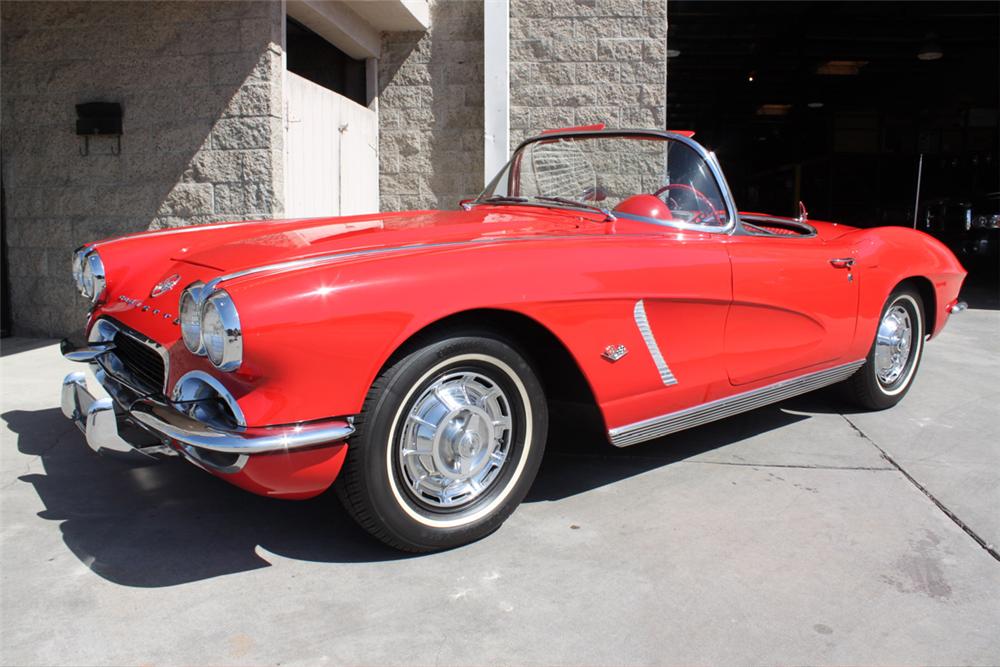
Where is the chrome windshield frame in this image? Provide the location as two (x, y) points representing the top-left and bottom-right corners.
(478, 129), (740, 235)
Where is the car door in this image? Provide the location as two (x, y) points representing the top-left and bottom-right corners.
(723, 227), (859, 386)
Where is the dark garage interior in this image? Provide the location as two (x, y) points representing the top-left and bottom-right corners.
(667, 1), (999, 299)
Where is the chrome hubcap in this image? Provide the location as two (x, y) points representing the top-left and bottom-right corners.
(875, 304), (913, 385)
(398, 371), (513, 509)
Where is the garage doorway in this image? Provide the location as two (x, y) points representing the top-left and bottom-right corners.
(284, 17), (379, 218)
(666, 1), (999, 299)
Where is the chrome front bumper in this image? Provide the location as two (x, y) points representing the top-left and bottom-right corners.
(60, 338), (355, 471)
(61, 371), (173, 462)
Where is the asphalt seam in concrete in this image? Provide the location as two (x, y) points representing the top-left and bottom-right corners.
(547, 451), (894, 471)
(842, 414), (1000, 564)
(681, 460), (894, 471)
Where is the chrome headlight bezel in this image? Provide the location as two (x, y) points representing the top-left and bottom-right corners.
(179, 282), (206, 355)
(71, 248), (88, 294)
(201, 289), (242, 372)
(73, 249), (106, 302)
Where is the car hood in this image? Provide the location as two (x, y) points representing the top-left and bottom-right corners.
(170, 207), (598, 274)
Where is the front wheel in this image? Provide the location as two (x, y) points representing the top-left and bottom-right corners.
(336, 334), (548, 552)
(843, 285), (925, 410)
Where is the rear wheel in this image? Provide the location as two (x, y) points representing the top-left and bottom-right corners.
(844, 285), (925, 410)
(336, 334), (548, 552)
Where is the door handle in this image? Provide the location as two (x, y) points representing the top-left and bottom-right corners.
(829, 258), (855, 269)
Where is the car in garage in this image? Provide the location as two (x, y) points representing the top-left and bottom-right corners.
(60, 127), (968, 551)
(920, 193), (1000, 267)
(966, 192), (1000, 268)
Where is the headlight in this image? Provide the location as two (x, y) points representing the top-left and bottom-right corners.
(201, 290), (242, 371)
(76, 250), (106, 302)
(179, 283), (205, 354)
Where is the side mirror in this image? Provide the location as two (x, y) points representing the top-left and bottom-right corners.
(459, 198), (474, 211)
(582, 185), (608, 202)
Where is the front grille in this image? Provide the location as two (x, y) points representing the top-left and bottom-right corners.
(112, 331), (166, 392)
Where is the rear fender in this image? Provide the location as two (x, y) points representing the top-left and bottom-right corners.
(850, 227), (966, 354)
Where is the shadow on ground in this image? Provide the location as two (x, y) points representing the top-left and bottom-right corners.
(527, 399), (811, 501)
(5, 408), (409, 587)
(4, 397), (814, 588)
(0, 338), (56, 357)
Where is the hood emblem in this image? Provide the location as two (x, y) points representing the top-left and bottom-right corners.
(150, 274), (181, 298)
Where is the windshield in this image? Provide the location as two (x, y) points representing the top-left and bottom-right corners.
(477, 134), (731, 228)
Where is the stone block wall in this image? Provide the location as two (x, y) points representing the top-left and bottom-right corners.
(509, 0), (667, 148)
(1, 1), (285, 336)
(377, 0), (666, 212)
(378, 0), (484, 212)
(2, 0), (666, 333)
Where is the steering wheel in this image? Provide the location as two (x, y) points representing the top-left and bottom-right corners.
(653, 183), (720, 224)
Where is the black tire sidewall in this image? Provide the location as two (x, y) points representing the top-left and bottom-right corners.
(861, 287), (925, 408)
(354, 336), (547, 551)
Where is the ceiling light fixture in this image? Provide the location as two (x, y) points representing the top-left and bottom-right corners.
(667, 48), (681, 58)
(816, 60), (868, 76)
(917, 33), (943, 61)
(807, 101), (824, 108)
(757, 104), (792, 116)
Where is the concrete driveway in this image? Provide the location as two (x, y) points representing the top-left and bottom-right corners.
(2, 308), (998, 666)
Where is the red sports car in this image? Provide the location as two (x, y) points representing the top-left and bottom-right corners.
(61, 127), (967, 551)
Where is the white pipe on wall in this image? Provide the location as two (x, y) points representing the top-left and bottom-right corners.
(483, 0), (510, 186)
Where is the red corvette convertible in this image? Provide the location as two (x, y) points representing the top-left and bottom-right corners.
(61, 128), (967, 551)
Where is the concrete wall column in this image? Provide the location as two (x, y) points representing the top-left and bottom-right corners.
(483, 0), (510, 185)
(508, 0), (668, 148)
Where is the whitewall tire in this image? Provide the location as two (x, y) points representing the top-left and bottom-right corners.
(844, 286), (925, 410)
(336, 334), (548, 552)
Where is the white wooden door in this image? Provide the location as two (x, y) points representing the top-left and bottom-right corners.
(285, 71), (379, 218)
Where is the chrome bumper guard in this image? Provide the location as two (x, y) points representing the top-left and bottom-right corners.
(60, 339), (355, 465)
(61, 371), (171, 462)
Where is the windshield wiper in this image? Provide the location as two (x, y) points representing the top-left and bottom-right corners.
(533, 196), (615, 222)
(468, 195), (615, 221)
(468, 195), (530, 208)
